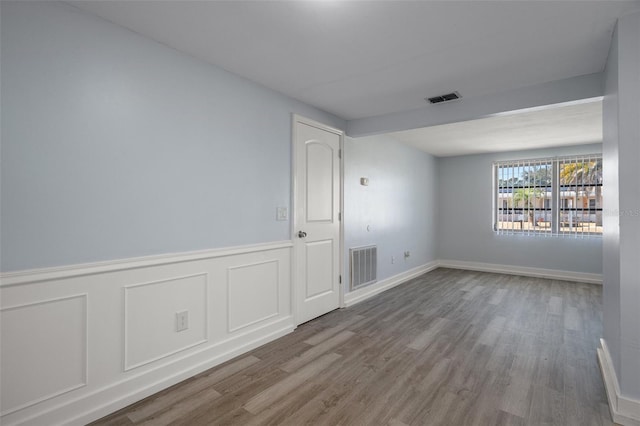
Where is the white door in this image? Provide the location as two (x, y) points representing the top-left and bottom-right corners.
(293, 116), (342, 325)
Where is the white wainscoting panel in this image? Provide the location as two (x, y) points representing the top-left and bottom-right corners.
(124, 273), (208, 370)
(0, 241), (293, 426)
(0, 294), (87, 415)
(228, 260), (279, 332)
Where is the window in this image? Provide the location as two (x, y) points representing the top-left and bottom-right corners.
(494, 154), (602, 237)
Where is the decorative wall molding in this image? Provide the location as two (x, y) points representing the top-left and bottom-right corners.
(0, 294), (88, 417)
(123, 273), (209, 371)
(0, 241), (293, 287)
(597, 339), (640, 426)
(0, 242), (292, 426)
(26, 318), (294, 426)
(227, 260), (280, 333)
(437, 259), (603, 284)
(344, 261), (439, 307)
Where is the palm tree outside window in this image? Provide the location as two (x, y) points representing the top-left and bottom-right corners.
(494, 154), (602, 236)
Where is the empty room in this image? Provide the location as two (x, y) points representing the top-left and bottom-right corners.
(1, 1), (639, 425)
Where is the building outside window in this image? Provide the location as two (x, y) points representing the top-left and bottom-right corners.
(494, 154), (602, 236)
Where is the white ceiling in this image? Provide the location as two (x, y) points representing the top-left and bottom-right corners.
(388, 101), (603, 157)
(70, 0), (639, 122)
(68, 1), (635, 156)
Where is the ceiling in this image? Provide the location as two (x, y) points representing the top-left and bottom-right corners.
(70, 1), (638, 122)
(69, 1), (635, 155)
(388, 100), (603, 157)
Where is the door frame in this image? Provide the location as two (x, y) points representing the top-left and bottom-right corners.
(291, 114), (345, 327)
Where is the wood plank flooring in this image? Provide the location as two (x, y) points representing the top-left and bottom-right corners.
(91, 268), (611, 426)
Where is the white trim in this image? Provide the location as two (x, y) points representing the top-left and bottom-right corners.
(20, 319), (295, 426)
(339, 122), (345, 309)
(597, 339), (640, 426)
(1, 242), (293, 425)
(437, 259), (602, 284)
(226, 260), (280, 333)
(292, 114), (343, 137)
(0, 241), (293, 287)
(344, 260), (602, 308)
(122, 273), (209, 371)
(344, 261), (439, 307)
(0, 294), (89, 417)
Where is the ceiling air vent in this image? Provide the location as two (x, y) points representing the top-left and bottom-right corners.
(426, 91), (461, 104)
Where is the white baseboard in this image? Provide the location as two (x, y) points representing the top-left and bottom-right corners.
(344, 261), (439, 307)
(68, 320), (294, 426)
(342, 259), (600, 308)
(437, 259), (602, 284)
(597, 339), (640, 426)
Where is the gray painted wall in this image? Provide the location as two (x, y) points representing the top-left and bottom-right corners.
(437, 144), (603, 274)
(343, 135), (437, 291)
(0, 1), (344, 271)
(602, 20), (622, 389)
(602, 11), (640, 400)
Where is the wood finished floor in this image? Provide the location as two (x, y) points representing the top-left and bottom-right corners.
(91, 268), (611, 426)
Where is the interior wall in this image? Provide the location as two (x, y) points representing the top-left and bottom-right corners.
(602, 20), (623, 387)
(615, 10), (640, 400)
(437, 143), (603, 275)
(0, 1), (344, 272)
(343, 135), (437, 291)
(602, 10), (640, 401)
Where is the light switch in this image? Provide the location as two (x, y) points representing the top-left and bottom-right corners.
(276, 207), (288, 221)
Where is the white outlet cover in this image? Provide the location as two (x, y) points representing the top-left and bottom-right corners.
(176, 310), (189, 332)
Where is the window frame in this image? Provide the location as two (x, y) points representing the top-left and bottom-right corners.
(493, 154), (602, 238)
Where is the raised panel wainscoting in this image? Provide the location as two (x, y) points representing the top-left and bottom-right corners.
(0, 242), (293, 426)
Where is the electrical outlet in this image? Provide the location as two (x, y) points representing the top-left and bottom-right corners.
(391, 256), (396, 264)
(404, 251), (411, 259)
(176, 310), (189, 332)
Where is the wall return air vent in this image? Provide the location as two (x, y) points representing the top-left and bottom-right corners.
(426, 91), (461, 104)
(350, 245), (377, 290)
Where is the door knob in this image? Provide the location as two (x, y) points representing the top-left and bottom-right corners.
(298, 231), (307, 238)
